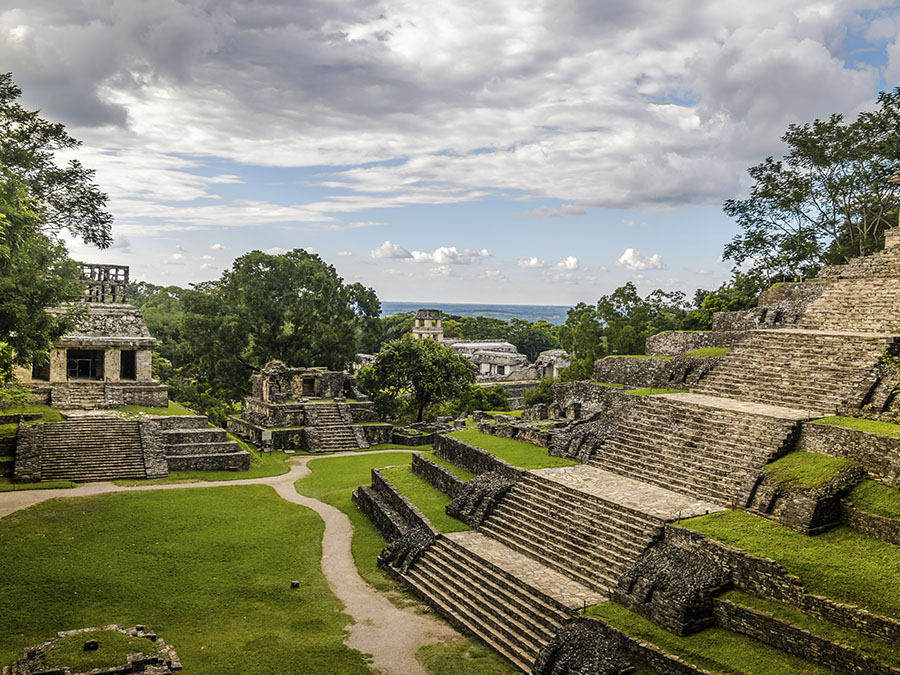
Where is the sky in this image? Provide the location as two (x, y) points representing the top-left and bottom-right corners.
(3, 0), (900, 305)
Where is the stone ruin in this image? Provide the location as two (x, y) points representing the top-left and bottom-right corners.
(4, 624), (181, 675)
(14, 263), (167, 410)
(355, 227), (900, 673)
(228, 360), (392, 452)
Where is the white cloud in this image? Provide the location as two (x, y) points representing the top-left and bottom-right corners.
(616, 248), (664, 270)
(410, 246), (491, 264)
(518, 257), (546, 268)
(430, 265), (454, 276)
(210, 244), (224, 250)
(264, 247), (288, 255)
(555, 256), (579, 270)
(523, 205), (588, 218)
(370, 241), (412, 259)
(335, 251), (353, 256)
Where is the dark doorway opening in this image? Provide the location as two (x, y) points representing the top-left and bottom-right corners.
(67, 349), (104, 380)
(120, 350), (136, 380)
(302, 378), (316, 396)
(32, 360), (50, 381)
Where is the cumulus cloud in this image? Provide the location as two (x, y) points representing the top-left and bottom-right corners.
(410, 246), (491, 264)
(335, 250), (353, 256)
(518, 257), (546, 268)
(211, 243), (224, 250)
(370, 241), (412, 259)
(617, 248), (664, 271)
(1, 0), (891, 230)
(430, 265), (454, 276)
(555, 256), (579, 270)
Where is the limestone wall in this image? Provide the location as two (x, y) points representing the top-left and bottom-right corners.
(797, 423), (900, 486)
(412, 453), (465, 498)
(593, 357), (670, 387)
(645, 331), (747, 357)
(434, 434), (523, 479)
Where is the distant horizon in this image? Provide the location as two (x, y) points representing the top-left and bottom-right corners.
(380, 300), (572, 324)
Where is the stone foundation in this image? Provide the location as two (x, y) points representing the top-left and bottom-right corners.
(797, 423), (900, 487)
(645, 330), (748, 357)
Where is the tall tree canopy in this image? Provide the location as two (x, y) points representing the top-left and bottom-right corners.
(0, 73), (112, 383)
(724, 88), (900, 280)
(358, 334), (476, 422)
(180, 249), (380, 402)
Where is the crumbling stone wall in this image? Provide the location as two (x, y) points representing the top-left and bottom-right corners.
(446, 470), (516, 527)
(411, 453), (465, 498)
(645, 330), (748, 357)
(434, 434), (522, 478)
(797, 423), (900, 487)
(593, 357), (671, 387)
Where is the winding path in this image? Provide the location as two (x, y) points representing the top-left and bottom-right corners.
(0, 452), (458, 675)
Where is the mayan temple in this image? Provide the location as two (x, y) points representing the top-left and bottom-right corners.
(356, 229), (900, 672)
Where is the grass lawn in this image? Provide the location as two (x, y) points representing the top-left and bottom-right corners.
(0, 404), (63, 422)
(720, 590), (900, 668)
(448, 429), (578, 470)
(295, 453), (513, 673)
(427, 454), (475, 481)
(114, 402), (195, 417)
(764, 451), (857, 490)
(584, 602), (833, 675)
(295, 451), (419, 593)
(27, 629), (163, 672)
(486, 410), (523, 417)
(678, 510), (900, 619)
(812, 416), (900, 438)
(625, 388), (688, 396)
(684, 347), (731, 358)
(379, 465), (470, 533)
(846, 479), (900, 519)
(355, 443), (433, 453)
(0, 486), (372, 674)
(592, 381), (626, 389)
(0, 478), (78, 492)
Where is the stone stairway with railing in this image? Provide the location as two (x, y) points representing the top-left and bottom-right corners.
(402, 534), (577, 672)
(40, 419), (147, 481)
(478, 471), (666, 594)
(691, 329), (897, 413)
(587, 393), (804, 506)
(311, 403), (361, 451)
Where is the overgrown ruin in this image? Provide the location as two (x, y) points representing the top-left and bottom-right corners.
(357, 229), (900, 673)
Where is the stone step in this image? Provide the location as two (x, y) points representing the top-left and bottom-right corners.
(164, 441), (241, 456)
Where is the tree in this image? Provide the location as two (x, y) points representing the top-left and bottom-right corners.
(180, 249), (380, 403)
(507, 319), (560, 361)
(724, 89), (900, 279)
(0, 73), (112, 383)
(447, 383), (510, 416)
(361, 334), (476, 422)
(685, 271), (768, 330)
(557, 302), (605, 381)
(523, 378), (555, 407)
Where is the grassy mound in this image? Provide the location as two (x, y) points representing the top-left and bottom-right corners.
(812, 416), (900, 438)
(678, 510), (900, 619)
(0, 486), (371, 673)
(585, 602), (833, 675)
(684, 347), (731, 358)
(32, 629), (163, 673)
(379, 465), (470, 533)
(448, 430), (578, 469)
(845, 479), (900, 520)
(764, 451), (857, 490)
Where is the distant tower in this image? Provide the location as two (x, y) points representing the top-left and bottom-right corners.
(412, 308), (444, 341)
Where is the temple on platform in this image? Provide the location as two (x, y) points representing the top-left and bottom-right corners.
(14, 263), (168, 409)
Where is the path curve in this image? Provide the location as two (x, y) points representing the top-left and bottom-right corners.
(0, 451), (458, 675)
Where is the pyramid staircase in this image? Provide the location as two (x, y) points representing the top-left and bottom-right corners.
(478, 472), (665, 593)
(159, 415), (241, 456)
(40, 419), (147, 481)
(401, 534), (582, 672)
(692, 329), (897, 413)
(588, 394), (803, 506)
(312, 403), (361, 451)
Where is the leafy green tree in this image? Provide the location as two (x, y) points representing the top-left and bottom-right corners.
(686, 272), (768, 330)
(724, 89), (900, 279)
(447, 383), (510, 416)
(507, 319), (560, 361)
(557, 302), (605, 381)
(458, 316), (510, 340)
(361, 334), (476, 422)
(180, 249), (380, 404)
(0, 72), (118, 383)
(523, 378), (555, 407)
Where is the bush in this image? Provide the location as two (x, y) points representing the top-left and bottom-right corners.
(0, 385), (34, 410)
(447, 384), (509, 416)
(523, 378), (554, 407)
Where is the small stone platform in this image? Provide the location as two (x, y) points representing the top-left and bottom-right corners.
(532, 464), (723, 521)
(446, 530), (605, 609)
